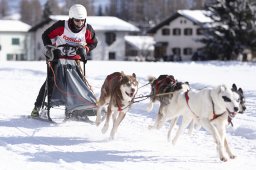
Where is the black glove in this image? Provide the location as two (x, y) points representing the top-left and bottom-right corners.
(77, 46), (87, 63)
(45, 46), (61, 61)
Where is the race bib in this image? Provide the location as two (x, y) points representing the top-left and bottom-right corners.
(58, 45), (77, 57)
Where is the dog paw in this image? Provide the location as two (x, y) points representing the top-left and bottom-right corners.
(148, 125), (154, 130)
(101, 126), (108, 134)
(220, 157), (228, 162)
(230, 155), (236, 159)
(95, 121), (101, 126)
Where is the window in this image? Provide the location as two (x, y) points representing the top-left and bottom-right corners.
(7, 54), (14, 60)
(172, 48), (181, 55)
(180, 20), (187, 24)
(184, 28), (193, 35)
(183, 48), (193, 55)
(197, 28), (204, 35)
(109, 52), (116, 60)
(12, 38), (20, 45)
(105, 32), (116, 45)
(161, 28), (170, 35)
(173, 28), (181, 35)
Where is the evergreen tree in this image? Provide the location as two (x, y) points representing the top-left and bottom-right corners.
(200, 0), (256, 60)
(43, 0), (60, 20)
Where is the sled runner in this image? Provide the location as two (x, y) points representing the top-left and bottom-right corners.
(39, 44), (97, 122)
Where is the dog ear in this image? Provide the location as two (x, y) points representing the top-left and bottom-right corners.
(132, 73), (136, 78)
(148, 76), (156, 84)
(218, 84), (226, 93)
(238, 87), (243, 94)
(231, 83), (237, 91)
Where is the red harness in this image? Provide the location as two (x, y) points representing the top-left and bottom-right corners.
(185, 90), (228, 122)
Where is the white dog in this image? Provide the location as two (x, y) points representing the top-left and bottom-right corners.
(168, 83), (246, 146)
(148, 84), (240, 161)
(96, 71), (138, 139)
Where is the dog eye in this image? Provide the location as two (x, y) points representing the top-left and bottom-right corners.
(222, 96), (231, 102)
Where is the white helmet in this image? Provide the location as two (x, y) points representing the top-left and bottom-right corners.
(69, 4), (87, 19)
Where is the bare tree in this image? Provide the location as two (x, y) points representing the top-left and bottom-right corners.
(31, 0), (42, 25)
(20, 0), (32, 24)
(43, 0), (61, 20)
(20, 0), (42, 26)
(0, 0), (8, 18)
(64, 0), (95, 16)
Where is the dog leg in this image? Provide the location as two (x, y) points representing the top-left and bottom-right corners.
(167, 117), (178, 142)
(155, 104), (167, 129)
(214, 122), (229, 161)
(200, 119), (227, 161)
(148, 105), (165, 130)
(147, 101), (154, 112)
(101, 107), (112, 134)
(110, 111), (126, 139)
(96, 105), (104, 126)
(224, 138), (236, 159)
(172, 115), (192, 145)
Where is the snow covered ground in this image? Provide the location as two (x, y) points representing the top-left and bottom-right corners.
(0, 61), (255, 170)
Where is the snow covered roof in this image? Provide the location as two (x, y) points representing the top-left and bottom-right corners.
(49, 15), (140, 32)
(125, 35), (155, 50)
(148, 10), (212, 34)
(0, 20), (31, 32)
(177, 10), (212, 23)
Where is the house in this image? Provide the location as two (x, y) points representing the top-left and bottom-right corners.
(27, 15), (140, 61)
(0, 20), (31, 61)
(147, 10), (212, 61)
(125, 35), (155, 61)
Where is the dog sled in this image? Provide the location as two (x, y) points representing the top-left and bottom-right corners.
(38, 44), (97, 123)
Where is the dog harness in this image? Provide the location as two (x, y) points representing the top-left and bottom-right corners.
(185, 90), (233, 126)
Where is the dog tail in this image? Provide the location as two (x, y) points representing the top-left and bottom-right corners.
(148, 76), (156, 84)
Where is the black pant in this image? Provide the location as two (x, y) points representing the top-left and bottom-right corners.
(34, 63), (55, 108)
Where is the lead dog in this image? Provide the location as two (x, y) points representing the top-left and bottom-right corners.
(96, 72), (138, 139)
(168, 83), (246, 146)
(148, 82), (240, 161)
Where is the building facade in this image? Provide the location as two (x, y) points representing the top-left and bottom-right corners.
(0, 20), (31, 61)
(148, 10), (212, 61)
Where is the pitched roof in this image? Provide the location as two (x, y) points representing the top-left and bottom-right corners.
(0, 20), (31, 32)
(125, 35), (155, 50)
(29, 15), (140, 32)
(147, 10), (212, 34)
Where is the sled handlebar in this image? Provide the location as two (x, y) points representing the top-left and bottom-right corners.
(45, 44), (85, 61)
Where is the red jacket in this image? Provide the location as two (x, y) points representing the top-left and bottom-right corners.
(42, 19), (97, 53)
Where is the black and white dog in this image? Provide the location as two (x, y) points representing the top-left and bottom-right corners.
(148, 82), (243, 161)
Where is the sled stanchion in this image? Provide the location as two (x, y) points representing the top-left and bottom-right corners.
(83, 61), (86, 77)
(47, 62), (52, 121)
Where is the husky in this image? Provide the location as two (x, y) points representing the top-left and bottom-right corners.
(147, 81), (241, 161)
(147, 75), (190, 130)
(95, 71), (138, 139)
(167, 83), (246, 146)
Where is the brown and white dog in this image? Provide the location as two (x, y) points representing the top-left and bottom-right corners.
(96, 71), (138, 139)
